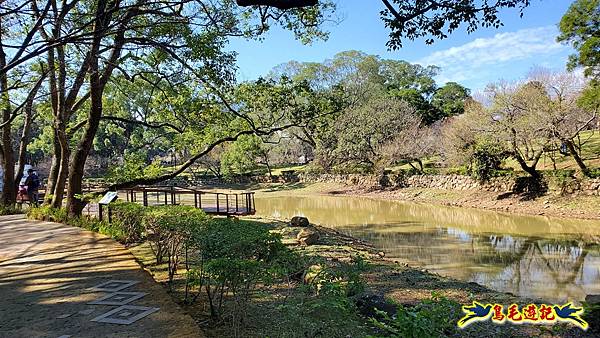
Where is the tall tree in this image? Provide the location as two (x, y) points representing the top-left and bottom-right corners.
(431, 82), (471, 118)
(557, 0), (600, 80)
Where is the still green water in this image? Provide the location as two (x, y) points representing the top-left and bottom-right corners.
(254, 194), (600, 302)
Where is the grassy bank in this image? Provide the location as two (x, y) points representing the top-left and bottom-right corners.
(129, 216), (593, 338)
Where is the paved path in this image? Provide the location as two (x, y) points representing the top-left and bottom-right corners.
(0, 214), (203, 338)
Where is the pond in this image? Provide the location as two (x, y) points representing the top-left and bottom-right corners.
(254, 194), (600, 302)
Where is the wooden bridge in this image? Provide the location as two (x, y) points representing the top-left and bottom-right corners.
(120, 186), (256, 216)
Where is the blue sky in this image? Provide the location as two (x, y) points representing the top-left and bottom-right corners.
(228, 0), (576, 91)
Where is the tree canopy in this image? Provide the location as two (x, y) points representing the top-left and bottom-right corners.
(0, 0), (543, 214)
(557, 0), (600, 80)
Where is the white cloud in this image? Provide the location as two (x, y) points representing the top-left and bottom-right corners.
(415, 26), (570, 89)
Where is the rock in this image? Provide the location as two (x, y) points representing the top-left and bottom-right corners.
(303, 264), (323, 284)
(290, 216), (310, 227)
(377, 251), (385, 258)
(355, 292), (398, 319)
(585, 294), (600, 304)
(297, 227), (320, 245)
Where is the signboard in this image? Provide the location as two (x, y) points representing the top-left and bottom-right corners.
(99, 191), (118, 205)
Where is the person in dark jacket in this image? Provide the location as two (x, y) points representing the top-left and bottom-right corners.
(24, 169), (40, 206)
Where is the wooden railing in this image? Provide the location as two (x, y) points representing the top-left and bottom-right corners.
(120, 186), (256, 216)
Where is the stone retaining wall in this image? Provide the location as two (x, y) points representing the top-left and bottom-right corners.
(297, 173), (600, 196)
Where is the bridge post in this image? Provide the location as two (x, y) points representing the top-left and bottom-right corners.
(142, 188), (148, 207)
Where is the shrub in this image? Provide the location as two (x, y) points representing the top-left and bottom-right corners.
(143, 205), (209, 283)
(547, 169), (579, 195)
(588, 168), (600, 178)
(187, 218), (288, 321)
(0, 204), (21, 216)
(27, 205), (125, 240)
(369, 293), (461, 338)
(109, 201), (146, 243)
(469, 142), (507, 182)
(28, 205), (68, 223)
(305, 255), (367, 299)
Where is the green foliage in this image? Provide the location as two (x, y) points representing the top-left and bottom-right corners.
(445, 166), (470, 176)
(557, 0), (600, 79)
(328, 96), (418, 170)
(578, 80), (600, 112)
(431, 82), (471, 118)
(269, 255), (369, 337)
(143, 205), (209, 283)
(28, 205), (68, 223)
(0, 205), (21, 216)
(306, 256), (367, 299)
(587, 168), (600, 178)
(546, 169), (580, 195)
(470, 141), (508, 182)
(109, 201), (147, 243)
(27, 206), (127, 241)
(389, 88), (438, 124)
(381, 0), (532, 49)
(106, 153), (164, 185)
(221, 135), (262, 177)
(187, 218), (287, 319)
(368, 292), (461, 338)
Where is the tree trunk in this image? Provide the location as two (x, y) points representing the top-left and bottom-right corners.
(50, 130), (69, 208)
(513, 152), (541, 179)
(511, 128), (542, 179)
(0, 17), (16, 206)
(44, 133), (60, 204)
(14, 94), (36, 187)
(564, 138), (589, 176)
(416, 158), (424, 172)
(66, 0), (112, 217)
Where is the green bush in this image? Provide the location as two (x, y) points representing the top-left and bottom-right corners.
(27, 205), (126, 240)
(546, 169), (579, 195)
(305, 255), (367, 299)
(369, 293), (461, 338)
(109, 201), (146, 243)
(187, 218), (288, 320)
(0, 204), (21, 216)
(28, 205), (68, 223)
(588, 168), (600, 178)
(469, 142), (508, 182)
(143, 205), (209, 283)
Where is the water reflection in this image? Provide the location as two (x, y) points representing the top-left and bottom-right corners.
(255, 195), (600, 301)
